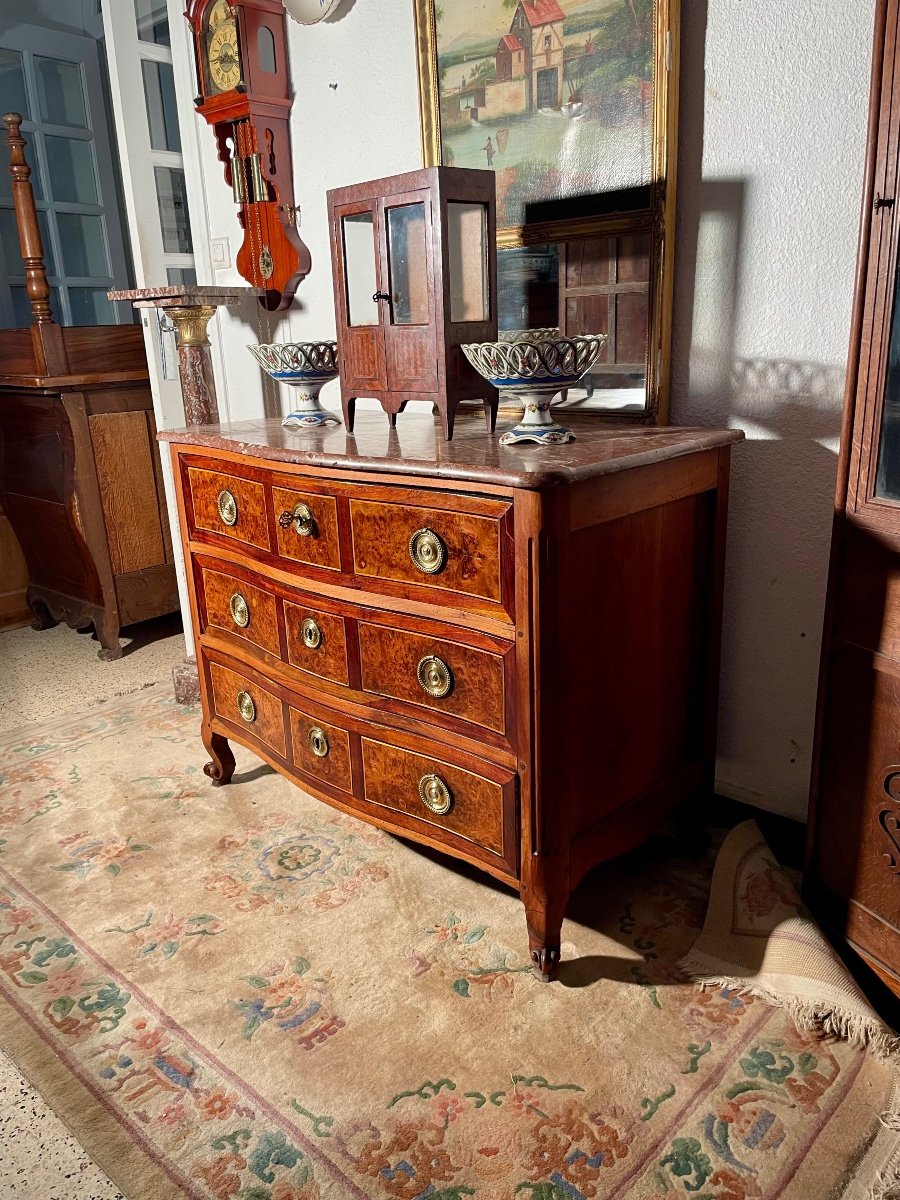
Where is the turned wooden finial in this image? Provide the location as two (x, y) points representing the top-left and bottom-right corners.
(3, 112), (54, 326)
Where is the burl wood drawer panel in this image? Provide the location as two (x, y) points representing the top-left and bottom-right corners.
(188, 468), (270, 551)
(349, 498), (505, 607)
(358, 621), (507, 734)
(284, 600), (349, 686)
(200, 567), (280, 658)
(288, 705), (353, 793)
(208, 660), (286, 758)
(361, 737), (507, 858)
(271, 484), (341, 572)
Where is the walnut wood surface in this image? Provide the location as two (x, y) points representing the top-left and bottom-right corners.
(288, 704), (353, 794)
(807, 0), (900, 998)
(90, 409), (166, 574)
(358, 621), (507, 735)
(168, 420), (737, 978)
(361, 736), (508, 861)
(350, 498), (505, 608)
(208, 658), (286, 759)
(187, 466), (270, 551)
(284, 600), (350, 686)
(272, 484), (341, 571)
(200, 566), (281, 657)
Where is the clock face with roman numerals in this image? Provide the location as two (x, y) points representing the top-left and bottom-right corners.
(204, 0), (241, 95)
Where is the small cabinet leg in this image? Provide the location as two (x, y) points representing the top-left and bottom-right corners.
(342, 397), (356, 432)
(482, 396), (498, 433)
(202, 724), (235, 787)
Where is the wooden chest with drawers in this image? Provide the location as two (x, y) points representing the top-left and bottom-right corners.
(162, 414), (740, 979)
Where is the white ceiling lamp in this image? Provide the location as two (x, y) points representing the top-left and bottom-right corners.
(283, 0), (342, 23)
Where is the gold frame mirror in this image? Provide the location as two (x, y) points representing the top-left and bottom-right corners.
(413, 0), (679, 422)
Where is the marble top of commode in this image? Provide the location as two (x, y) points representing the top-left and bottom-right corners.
(159, 412), (743, 491)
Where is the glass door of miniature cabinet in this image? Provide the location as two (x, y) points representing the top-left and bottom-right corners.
(378, 189), (438, 394)
(335, 199), (387, 393)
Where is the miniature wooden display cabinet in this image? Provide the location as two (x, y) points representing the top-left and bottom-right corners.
(185, 0), (310, 310)
(327, 167), (498, 439)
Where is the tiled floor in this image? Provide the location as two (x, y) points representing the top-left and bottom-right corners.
(0, 614), (185, 1197)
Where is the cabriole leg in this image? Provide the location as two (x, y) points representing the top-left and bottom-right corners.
(202, 723), (235, 787)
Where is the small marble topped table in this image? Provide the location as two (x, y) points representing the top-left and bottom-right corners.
(108, 285), (263, 425)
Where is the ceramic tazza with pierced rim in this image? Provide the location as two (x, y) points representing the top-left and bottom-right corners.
(247, 341), (341, 429)
(461, 333), (607, 446)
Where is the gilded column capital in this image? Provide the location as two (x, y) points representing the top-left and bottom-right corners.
(166, 305), (219, 348)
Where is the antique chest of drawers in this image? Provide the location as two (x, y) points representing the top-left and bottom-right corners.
(162, 414), (741, 979)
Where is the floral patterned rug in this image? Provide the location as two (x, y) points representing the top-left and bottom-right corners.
(0, 684), (897, 1200)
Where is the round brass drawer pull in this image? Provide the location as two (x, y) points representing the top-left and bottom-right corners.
(419, 773), (453, 815)
(300, 617), (322, 650)
(409, 527), (446, 575)
(279, 501), (316, 537)
(217, 489), (238, 526)
(229, 592), (250, 628)
(417, 655), (453, 699)
(236, 690), (256, 723)
(308, 726), (329, 758)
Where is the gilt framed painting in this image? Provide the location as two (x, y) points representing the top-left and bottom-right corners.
(413, 0), (668, 239)
(413, 0), (679, 422)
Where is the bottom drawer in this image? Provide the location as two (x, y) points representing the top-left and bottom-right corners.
(361, 737), (510, 860)
(209, 660), (286, 759)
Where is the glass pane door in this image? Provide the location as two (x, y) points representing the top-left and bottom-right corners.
(876, 265), (900, 499)
(386, 202), (428, 325)
(342, 212), (380, 326)
(0, 25), (131, 327)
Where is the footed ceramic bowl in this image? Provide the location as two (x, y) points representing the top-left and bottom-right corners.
(248, 341), (340, 429)
(498, 327), (560, 342)
(461, 334), (607, 446)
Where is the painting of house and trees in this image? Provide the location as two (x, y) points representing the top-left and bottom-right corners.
(432, 0), (654, 229)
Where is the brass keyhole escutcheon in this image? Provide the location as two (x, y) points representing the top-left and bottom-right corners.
(300, 617), (322, 650)
(418, 773), (453, 815)
(217, 489), (238, 526)
(229, 592), (249, 628)
(417, 655), (453, 699)
(308, 726), (329, 758)
(279, 502), (316, 537)
(236, 690), (256, 723)
(409, 527), (446, 575)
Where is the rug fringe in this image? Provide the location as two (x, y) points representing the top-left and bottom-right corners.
(678, 955), (900, 1062)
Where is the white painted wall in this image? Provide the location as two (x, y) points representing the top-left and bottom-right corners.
(171, 0), (875, 822)
(670, 0), (875, 819)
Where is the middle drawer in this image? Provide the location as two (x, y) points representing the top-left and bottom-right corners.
(195, 555), (514, 750)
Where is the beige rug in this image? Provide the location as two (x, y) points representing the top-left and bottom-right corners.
(0, 684), (898, 1199)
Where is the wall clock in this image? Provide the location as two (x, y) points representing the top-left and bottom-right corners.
(283, 0), (342, 24)
(185, 0), (311, 310)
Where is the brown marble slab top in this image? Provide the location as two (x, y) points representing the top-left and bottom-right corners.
(159, 411), (743, 489)
(108, 285), (263, 307)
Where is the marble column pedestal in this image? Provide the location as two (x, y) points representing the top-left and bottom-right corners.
(107, 285), (264, 699)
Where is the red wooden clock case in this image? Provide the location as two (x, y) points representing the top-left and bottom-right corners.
(185, 0), (310, 309)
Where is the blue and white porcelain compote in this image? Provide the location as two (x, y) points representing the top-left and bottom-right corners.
(461, 333), (607, 446)
(247, 341), (341, 429)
